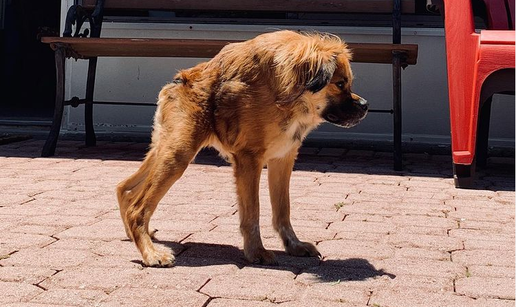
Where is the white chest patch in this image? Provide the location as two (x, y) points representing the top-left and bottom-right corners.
(265, 119), (316, 160)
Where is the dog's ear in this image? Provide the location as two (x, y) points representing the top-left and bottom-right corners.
(305, 59), (336, 93)
(272, 32), (349, 102)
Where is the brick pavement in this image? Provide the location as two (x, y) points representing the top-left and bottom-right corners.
(0, 139), (514, 307)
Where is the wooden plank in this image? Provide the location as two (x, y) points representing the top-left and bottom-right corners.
(41, 37), (418, 65)
(82, 0), (415, 14)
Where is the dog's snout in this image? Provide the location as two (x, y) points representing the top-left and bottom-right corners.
(356, 97), (368, 111)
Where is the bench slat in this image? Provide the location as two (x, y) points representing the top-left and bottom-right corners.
(82, 0), (415, 14)
(41, 37), (418, 65)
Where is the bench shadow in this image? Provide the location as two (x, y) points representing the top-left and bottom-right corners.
(131, 240), (395, 283)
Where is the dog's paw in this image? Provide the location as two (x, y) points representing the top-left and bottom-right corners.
(286, 241), (321, 258)
(143, 250), (175, 267)
(246, 248), (278, 266)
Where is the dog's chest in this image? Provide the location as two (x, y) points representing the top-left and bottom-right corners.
(265, 120), (311, 159)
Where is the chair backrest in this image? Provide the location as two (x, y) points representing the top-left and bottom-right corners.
(507, 0), (515, 29)
(483, 0), (514, 30)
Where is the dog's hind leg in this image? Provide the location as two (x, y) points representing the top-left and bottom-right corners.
(117, 149), (156, 240)
(267, 149), (321, 258)
(126, 138), (202, 267)
(233, 152), (277, 265)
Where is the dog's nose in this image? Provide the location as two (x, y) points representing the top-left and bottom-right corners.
(356, 97), (368, 111)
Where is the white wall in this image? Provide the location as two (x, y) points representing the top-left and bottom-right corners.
(61, 19), (515, 147)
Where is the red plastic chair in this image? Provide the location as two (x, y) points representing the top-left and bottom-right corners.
(443, 0), (515, 187)
(483, 0), (514, 30)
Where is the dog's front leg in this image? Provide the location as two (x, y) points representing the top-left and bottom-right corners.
(233, 153), (277, 265)
(268, 149), (321, 258)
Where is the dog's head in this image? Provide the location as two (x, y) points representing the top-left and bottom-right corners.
(271, 31), (368, 128)
(311, 52), (368, 128)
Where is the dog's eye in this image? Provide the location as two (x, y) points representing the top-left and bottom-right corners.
(335, 81), (346, 90)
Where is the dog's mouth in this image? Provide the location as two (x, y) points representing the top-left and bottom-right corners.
(323, 96), (368, 128)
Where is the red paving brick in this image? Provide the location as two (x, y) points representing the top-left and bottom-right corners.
(30, 289), (108, 306)
(0, 140), (514, 306)
(455, 276), (516, 300)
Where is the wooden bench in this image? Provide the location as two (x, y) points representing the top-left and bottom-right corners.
(40, 0), (418, 170)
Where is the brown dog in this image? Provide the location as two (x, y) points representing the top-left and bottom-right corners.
(116, 30), (368, 267)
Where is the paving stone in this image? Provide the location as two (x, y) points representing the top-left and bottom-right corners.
(100, 288), (208, 307)
(23, 215), (99, 227)
(334, 230), (385, 242)
(0, 141), (513, 307)
(456, 276), (515, 300)
(55, 219), (128, 240)
(0, 232), (56, 255)
(463, 238), (516, 251)
(468, 265), (516, 278)
(394, 225), (450, 236)
(40, 267), (139, 292)
(0, 266), (56, 284)
(390, 214), (457, 228)
(369, 289), (477, 307)
(449, 228), (515, 242)
(31, 289), (108, 306)
(379, 258), (466, 279)
(387, 233), (463, 251)
(132, 268), (210, 291)
(200, 273), (302, 303)
(328, 220), (395, 234)
(393, 247), (450, 261)
(207, 298), (278, 307)
(298, 263), (393, 288)
(452, 250), (515, 267)
(470, 298), (516, 307)
(459, 219), (514, 232)
(2, 248), (96, 269)
(166, 256), (240, 277)
(317, 239), (395, 260)
(382, 274), (455, 292)
(10, 224), (64, 236)
(0, 200), (63, 216)
(279, 299), (366, 307)
(0, 281), (44, 303)
(0, 194), (34, 207)
(3, 303), (75, 307)
(301, 283), (370, 304)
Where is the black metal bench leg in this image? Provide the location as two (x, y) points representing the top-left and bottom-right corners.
(476, 96), (492, 168)
(42, 46), (66, 157)
(392, 52), (403, 171)
(392, 0), (403, 171)
(85, 57), (98, 147)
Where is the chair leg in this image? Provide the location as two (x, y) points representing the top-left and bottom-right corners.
(42, 47), (66, 157)
(453, 162), (475, 188)
(453, 161), (475, 189)
(85, 57), (97, 147)
(476, 96), (493, 168)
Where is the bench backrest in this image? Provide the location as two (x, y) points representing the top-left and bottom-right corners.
(81, 0), (415, 14)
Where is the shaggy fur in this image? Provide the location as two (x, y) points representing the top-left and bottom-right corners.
(117, 30), (368, 267)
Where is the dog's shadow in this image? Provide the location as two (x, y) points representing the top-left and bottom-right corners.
(131, 240), (395, 283)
